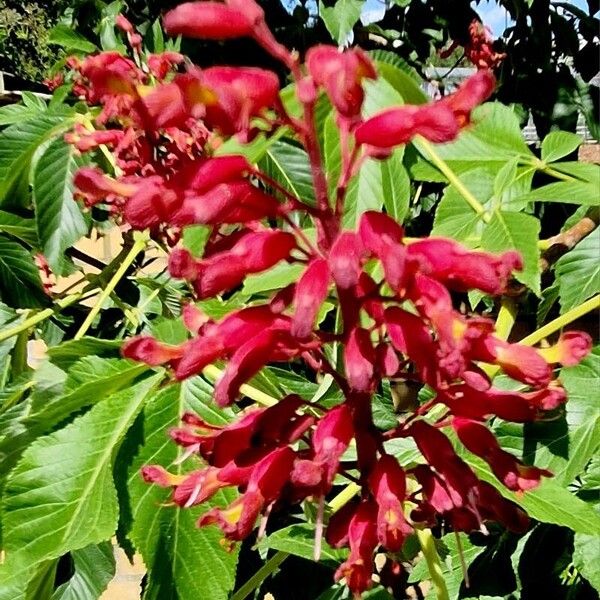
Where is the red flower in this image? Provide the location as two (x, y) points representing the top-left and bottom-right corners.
(198, 446), (295, 539)
(358, 211), (410, 292)
(453, 417), (552, 491)
(345, 328), (376, 392)
(329, 232), (364, 289)
(537, 331), (592, 367)
(73, 167), (137, 206)
(472, 336), (553, 386)
(355, 103), (459, 149)
(439, 69), (496, 126)
(306, 45), (376, 119)
(408, 238), (523, 295)
(147, 52), (185, 80)
(163, 2), (256, 39)
(168, 230), (296, 299)
(464, 20), (506, 70)
(292, 404), (354, 494)
(291, 258), (331, 339)
(122, 336), (184, 366)
(368, 455), (412, 551)
(333, 501), (378, 596)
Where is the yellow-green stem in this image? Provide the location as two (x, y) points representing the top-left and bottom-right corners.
(495, 297), (518, 341)
(519, 294), (600, 347)
(416, 137), (490, 222)
(416, 528), (450, 600)
(74, 233), (149, 340)
(202, 364), (278, 407)
(0, 292), (83, 344)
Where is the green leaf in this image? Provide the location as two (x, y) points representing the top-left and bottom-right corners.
(573, 533), (600, 592)
(0, 105), (41, 127)
(128, 381), (238, 600)
(370, 50), (426, 105)
(46, 337), (122, 370)
(431, 168), (495, 245)
(464, 456), (600, 535)
(319, 0), (365, 45)
(554, 228), (600, 312)
(34, 137), (89, 274)
(258, 523), (348, 565)
(548, 161), (600, 185)
(0, 236), (47, 308)
(0, 357), (150, 482)
(48, 24), (98, 53)
(51, 542), (116, 600)
(517, 180), (599, 205)
(182, 224), (210, 257)
(0, 116), (71, 209)
(481, 210), (541, 295)
(382, 149), (411, 224)
(242, 262), (305, 295)
(541, 131), (582, 163)
(0, 374), (162, 594)
(0, 210), (38, 246)
(261, 139), (315, 204)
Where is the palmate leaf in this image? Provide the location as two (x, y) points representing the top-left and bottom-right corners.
(33, 137), (89, 274)
(0, 374), (162, 599)
(128, 378), (238, 600)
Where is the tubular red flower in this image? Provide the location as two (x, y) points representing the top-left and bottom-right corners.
(73, 167), (137, 205)
(334, 501), (378, 596)
(355, 103), (459, 149)
(329, 232), (364, 289)
(122, 336), (184, 366)
(163, 2), (255, 39)
(345, 328), (376, 392)
(473, 336), (553, 386)
(369, 455), (412, 551)
(291, 258), (331, 339)
(537, 331), (592, 367)
(453, 417), (552, 491)
(306, 45), (376, 119)
(439, 69), (496, 125)
(408, 238), (523, 295)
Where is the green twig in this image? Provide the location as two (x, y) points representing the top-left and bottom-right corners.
(416, 528), (450, 600)
(519, 294), (600, 347)
(415, 136), (490, 222)
(495, 297), (518, 341)
(230, 551), (288, 600)
(0, 292), (83, 344)
(73, 232), (149, 340)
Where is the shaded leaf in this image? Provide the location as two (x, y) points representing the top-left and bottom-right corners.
(51, 542), (115, 600)
(0, 236), (47, 308)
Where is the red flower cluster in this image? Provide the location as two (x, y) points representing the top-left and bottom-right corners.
(441, 19), (506, 70)
(69, 3), (591, 597)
